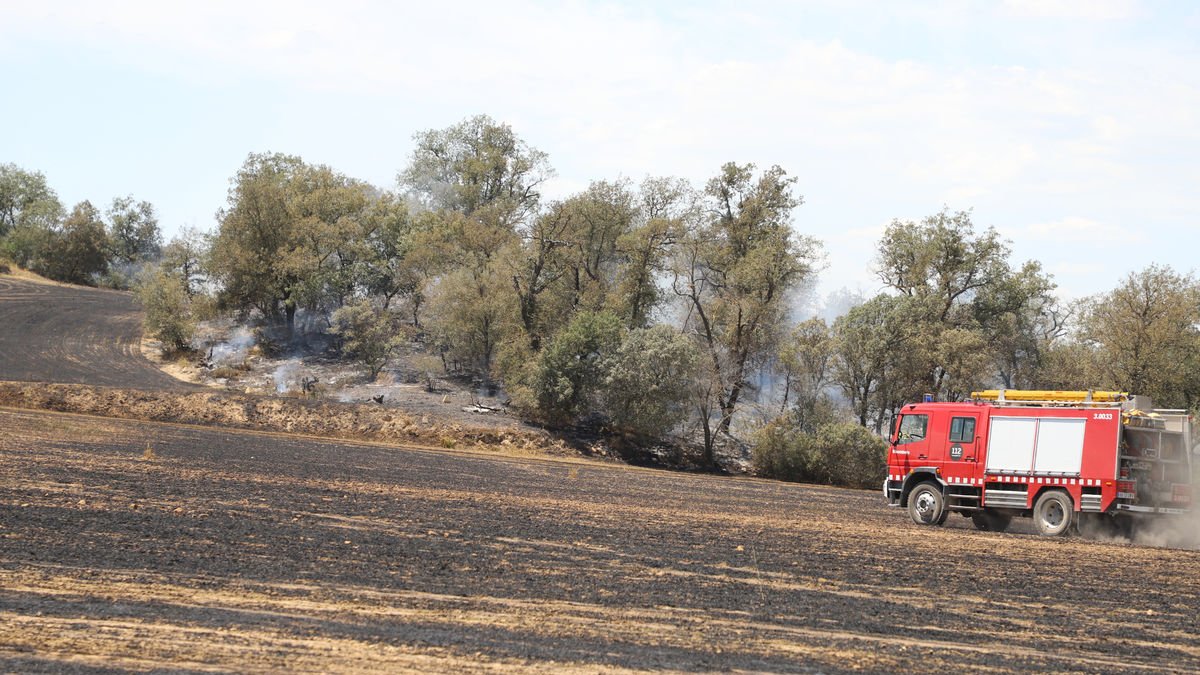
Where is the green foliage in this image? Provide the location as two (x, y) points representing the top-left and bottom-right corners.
(160, 227), (209, 298)
(136, 268), (196, 354)
(1078, 265), (1200, 407)
(602, 325), (698, 438)
(0, 221), (54, 269)
(778, 318), (834, 430)
(675, 162), (821, 462)
(839, 209), (1060, 425)
(752, 418), (886, 488)
(210, 154), (372, 330)
(34, 201), (111, 285)
(399, 114), (552, 223)
(330, 300), (406, 380)
(533, 311), (622, 425)
(0, 164), (63, 237)
(106, 196), (162, 265)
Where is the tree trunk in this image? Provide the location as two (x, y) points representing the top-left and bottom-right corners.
(285, 302), (297, 338)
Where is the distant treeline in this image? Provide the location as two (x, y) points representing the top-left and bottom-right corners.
(4, 115), (1198, 485)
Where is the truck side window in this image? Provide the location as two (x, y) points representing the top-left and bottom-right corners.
(949, 417), (975, 443)
(897, 414), (928, 444)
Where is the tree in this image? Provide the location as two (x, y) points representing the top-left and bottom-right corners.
(422, 211), (519, 377)
(397, 117), (548, 378)
(210, 154), (372, 334)
(280, 164), (373, 317)
(602, 325), (699, 438)
(37, 201), (111, 285)
(399, 114), (552, 227)
(161, 227), (210, 298)
(831, 294), (924, 430)
(1079, 265), (1200, 407)
(872, 208), (1056, 399)
(610, 177), (692, 328)
(877, 208), (1009, 321)
(106, 196), (162, 265)
(674, 162), (820, 463)
(359, 193), (425, 317)
(559, 179), (637, 313)
(506, 201), (573, 351)
(778, 318), (836, 430)
(973, 260), (1063, 389)
(0, 164), (63, 238)
(210, 153), (305, 326)
(330, 299), (405, 380)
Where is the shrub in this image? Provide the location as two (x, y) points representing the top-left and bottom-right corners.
(330, 300), (405, 380)
(533, 311), (622, 425)
(136, 268), (195, 354)
(602, 325), (698, 438)
(752, 417), (886, 488)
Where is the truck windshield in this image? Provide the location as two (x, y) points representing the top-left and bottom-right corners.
(896, 414), (928, 445)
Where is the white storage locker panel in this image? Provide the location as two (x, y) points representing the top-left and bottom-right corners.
(1032, 417), (1086, 475)
(985, 417), (1038, 473)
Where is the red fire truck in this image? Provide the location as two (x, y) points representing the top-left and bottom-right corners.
(883, 390), (1194, 536)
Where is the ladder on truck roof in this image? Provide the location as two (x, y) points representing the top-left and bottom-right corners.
(970, 389), (1129, 407)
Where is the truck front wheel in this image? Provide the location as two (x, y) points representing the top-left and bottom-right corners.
(1033, 490), (1074, 537)
(907, 483), (945, 526)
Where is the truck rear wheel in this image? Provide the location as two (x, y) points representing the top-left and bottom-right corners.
(971, 510), (1012, 532)
(907, 482), (945, 526)
(1033, 490), (1074, 537)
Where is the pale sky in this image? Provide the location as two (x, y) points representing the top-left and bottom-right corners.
(3, 1), (1198, 311)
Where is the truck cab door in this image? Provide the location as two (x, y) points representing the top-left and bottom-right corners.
(894, 413), (933, 471)
(944, 413), (980, 479)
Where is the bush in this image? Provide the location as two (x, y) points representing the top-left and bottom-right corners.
(602, 325), (698, 438)
(752, 417), (886, 488)
(136, 268), (195, 354)
(330, 300), (405, 380)
(533, 311), (622, 425)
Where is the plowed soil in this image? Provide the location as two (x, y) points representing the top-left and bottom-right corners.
(0, 278), (191, 390)
(3, 273), (1200, 672)
(4, 408), (1200, 672)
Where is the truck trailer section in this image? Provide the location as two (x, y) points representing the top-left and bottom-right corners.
(883, 390), (1193, 536)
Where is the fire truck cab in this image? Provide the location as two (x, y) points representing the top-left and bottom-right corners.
(883, 390), (1194, 536)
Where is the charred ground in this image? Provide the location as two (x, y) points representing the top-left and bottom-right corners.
(4, 408), (1200, 672)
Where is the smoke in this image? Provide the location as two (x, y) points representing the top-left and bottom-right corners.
(271, 358), (303, 394)
(1079, 511), (1200, 551)
(209, 327), (255, 365)
(1127, 512), (1200, 550)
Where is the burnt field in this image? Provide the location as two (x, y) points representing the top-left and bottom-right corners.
(0, 278), (191, 390)
(3, 407), (1200, 673)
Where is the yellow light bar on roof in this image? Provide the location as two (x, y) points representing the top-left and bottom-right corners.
(970, 389), (1129, 403)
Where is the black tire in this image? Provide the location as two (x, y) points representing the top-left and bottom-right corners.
(971, 510), (1013, 532)
(1033, 490), (1074, 537)
(908, 482), (945, 526)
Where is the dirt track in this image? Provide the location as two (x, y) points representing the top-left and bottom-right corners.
(0, 277), (190, 390)
(3, 275), (1200, 672)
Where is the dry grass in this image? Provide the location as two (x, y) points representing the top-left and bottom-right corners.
(0, 380), (575, 459)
